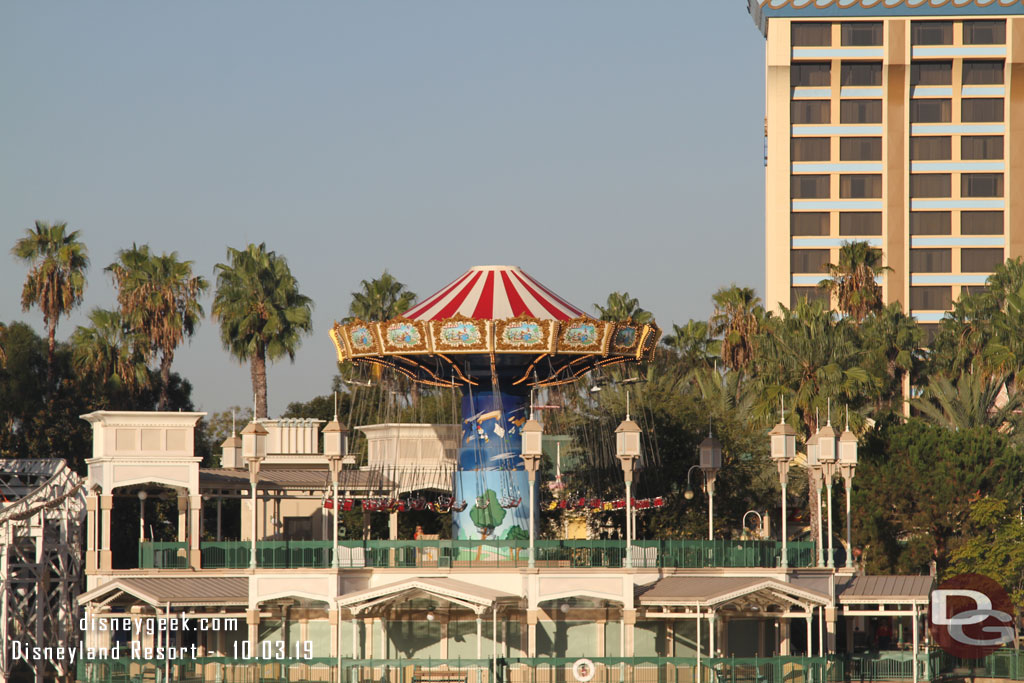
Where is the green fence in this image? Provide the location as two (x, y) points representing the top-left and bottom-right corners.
(154, 539), (818, 570)
(137, 541), (187, 569)
(77, 657), (336, 683)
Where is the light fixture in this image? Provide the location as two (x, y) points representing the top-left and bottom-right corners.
(137, 491), (148, 501)
(559, 603), (570, 614)
(426, 610), (435, 622)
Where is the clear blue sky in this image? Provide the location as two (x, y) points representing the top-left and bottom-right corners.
(1, 2), (767, 417)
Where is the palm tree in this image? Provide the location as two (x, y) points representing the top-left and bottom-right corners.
(710, 286), (763, 377)
(347, 271), (417, 321)
(662, 320), (719, 375)
(595, 292), (652, 323)
(11, 221), (89, 386)
(70, 308), (150, 393)
(0, 322), (6, 368)
(212, 243), (313, 419)
(819, 241), (892, 323)
(106, 245), (208, 410)
(911, 371), (1021, 431)
(859, 303), (923, 414)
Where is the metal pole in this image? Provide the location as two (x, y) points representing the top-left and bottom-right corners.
(332, 479), (340, 568)
(250, 484), (258, 569)
(624, 480), (633, 568)
(844, 478), (853, 569)
(815, 480), (824, 568)
(708, 478), (715, 541)
(826, 480), (835, 568)
(528, 476), (536, 569)
(781, 482), (789, 569)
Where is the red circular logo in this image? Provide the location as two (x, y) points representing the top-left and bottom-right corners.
(930, 573), (1015, 658)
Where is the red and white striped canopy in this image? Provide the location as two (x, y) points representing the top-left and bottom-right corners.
(403, 266), (586, 321)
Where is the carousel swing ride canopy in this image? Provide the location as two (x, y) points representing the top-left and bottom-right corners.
(329, 265), (661, 541)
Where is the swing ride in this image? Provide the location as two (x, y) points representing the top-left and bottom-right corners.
(330, 265), (661, 540)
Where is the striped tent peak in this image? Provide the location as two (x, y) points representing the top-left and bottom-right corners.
(402, 265), (587, 322)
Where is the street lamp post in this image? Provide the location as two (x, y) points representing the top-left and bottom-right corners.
(615, 404), (642, 569)
(138, 490), (148, 543)
(806, 430), (825, 568)
(699, 432), (722, 541)
(521, 414), (544, 569)
(742, 510), (764, 539)
(769, 409), (796, 568)
(817, 409), (838, 569)
(839, 410), (859, 569)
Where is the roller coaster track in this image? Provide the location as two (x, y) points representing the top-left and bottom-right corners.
(0, 459), (86, 683)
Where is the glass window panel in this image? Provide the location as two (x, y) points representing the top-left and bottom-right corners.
(961, 136), (1003, 160)
(792, 213), (830, 236)
(839, 212), (882, 236)
(840, 100), (883, 124)
(792, 63), (832, 88)
(910, 137), (951, 160)
(962, 98), (1004, 123)
(840, 174), (882, 198)
(911, 22), (953, 46)
(962, 61), (1004, 85)
(910, 248), (952, 273)
(961, 248), (1004, 273)
(919, 323), (939, 346)
(909, 174), (951, 198)
(842, 63), (882, 87)
(842, 22), (882, 46)
(792, 138), (831, 162)
(960, 211), (1003, 235)
(961, 173), (1003, 198)
(792, 175), (830, 199)
(910, 286), (952, 310)
(793, 23), (832, 47)
(910, 212), (951, 235)
(791, 100), (831, 125)
(963, 21), (1005, 45)
(791, 287), (830, 308)
(910, 99), (951, 123)
(840, 137), (882, 161)
(791, 250), (831, 273)
(961, 285), (989, 299)
(911, 62), (952, 86)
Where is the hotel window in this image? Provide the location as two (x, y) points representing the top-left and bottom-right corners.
(962, 61), (1004, 85)
(792, 138), (831, 162)
(839, 212), (882, 236)
(961, 211), (1003, 235)
(910, 248), (952, 273)
(792, 23), (832, 47)
(910, 212), (951, 235)
(962, 98), (1004, 122)
(910, 99), (951, 123)
(791, 287), (830, 308)
(963, 20), (1005, 45)
(792, 175), (830, 199)
(961, 285), (989, 298)
(840, 174), (882, 198)
(792, 100), (831, 125)
(910, 136), (951, 160)
(910, 61), (952, 86)
(842, 22), (883, 46)
(961, 248), (1004, 272)
(792, 63), (831, 87)
(792, 212), (830, 236)
(919, 324), (939, 345)
(911, 21), (953, 46)
(910, 174), (951, 198)
(840, 100), (882, 124)
(791, 249), (831, 273)
(840, 137), (881, 161)
(961, 136), (1003, 160)
(961, 173), (1003, 197)
(910, 286), (952, 310)
(841, 63), (882, 87)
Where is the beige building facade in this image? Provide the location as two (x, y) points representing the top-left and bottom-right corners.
(749, 0), (1024, 330)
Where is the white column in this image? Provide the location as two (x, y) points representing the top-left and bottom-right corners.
(805, 614), (813, 656)
(709, 611), (716, 657)
(844, 478), (854, 568)
(912, 604), (920, 683)
(696, 611), (703, 683)
(332, 480), (340, 568)
(477, 615), (483, 659)
(216, 497), (223, 542)
(249, 485), (258, 569)
(781, 482), (789, 569)
(825, 480), (835, 568)
(624, 480), (633, 568)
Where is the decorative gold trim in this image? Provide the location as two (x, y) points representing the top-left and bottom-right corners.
(344, 318), (383, 357)
(609, 321), (642, 357)
(430, 315), (491, 354)
(494, 315), (556, 354)
(329, 323), (348, 362)
(555, 316), (609, 355)
(378, 317), (432, 355)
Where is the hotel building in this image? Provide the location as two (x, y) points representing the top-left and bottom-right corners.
(748, 0), (1024, 330)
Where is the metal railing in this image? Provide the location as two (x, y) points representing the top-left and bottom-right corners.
(140, 539), (818, 570)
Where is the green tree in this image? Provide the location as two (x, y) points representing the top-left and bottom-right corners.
(70, 308), (150, 393)
(212, 243), (313, 419)
(662, 320), (719, 375)
(347, 271), (417, 322)
(106, 245), (209, 409)
(859, 303), (922, 414)
(11, 221), (89, 387)
(819, 241), (891, 323)
(469, 489), (506, 541)
(911, 371), (1021, 431)
(854, 419), (1024, 574)
(947, 497), (1024, 605)
(595, 292), (652, 324)
(710, 286), (763, 376)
